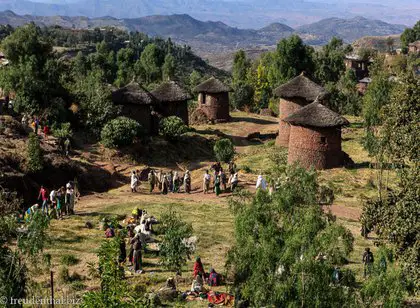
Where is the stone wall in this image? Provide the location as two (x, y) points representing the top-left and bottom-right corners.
(275, 97), (308, 147)
(198, 92), (230, 122)
(287, 125), (343, 170)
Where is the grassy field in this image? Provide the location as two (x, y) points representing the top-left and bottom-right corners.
(38, 112), (390, 306)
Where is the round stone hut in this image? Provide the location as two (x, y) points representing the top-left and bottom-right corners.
(151, 81), (192, 125)
(283, 101), (349, 170)
(274, 73), (327, 147)
(194, 77), (232, 123)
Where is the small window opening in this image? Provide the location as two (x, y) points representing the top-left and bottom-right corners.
(320, 137), (327, 144)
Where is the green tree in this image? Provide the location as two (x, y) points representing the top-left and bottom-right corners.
(26, 133), (43, 173)
(231, 82), (254, 110)
(400, 20), (420, 51)
(159, 208), (194, 273)
(73, 69), (119, 137)
(140, 43), (162, 83)
(227, 164), (356, 307)
(0, 187), (50, 303)
(253, 62), (271, 110)
(361, 72), (419, 292)
(213, 138), (235, 163)
(188, 70), (202, 91)
(115, 48), (135, 87)
(315, 37), (350, 84)
(162, 53), (176, 81)
(0, 23), (64, 114)
(232, 50), (251, 86)
(271, 35), (315, 87)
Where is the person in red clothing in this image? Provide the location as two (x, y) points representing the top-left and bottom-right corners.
(38, 185), (49, 215)
(43, 124), (50, 140)
(193, 256), (205, 279)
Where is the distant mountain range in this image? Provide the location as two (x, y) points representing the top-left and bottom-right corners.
(0, 0), (418, 28)
(0, 11), (406, 53)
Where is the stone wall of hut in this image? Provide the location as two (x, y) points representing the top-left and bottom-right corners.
(120, 104), (155, 134)
(158, 101), (189, 126)
(276, 97), (308, 147)
(198, 92), (230, 122)
(287, 125), (343, 170)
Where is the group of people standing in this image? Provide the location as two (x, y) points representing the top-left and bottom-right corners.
(130, 169), (193, 194)
(204, 161), (238, 196)
(25, 181), (79, 221)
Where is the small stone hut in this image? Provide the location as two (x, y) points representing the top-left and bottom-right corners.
(274, 73), (327, 147)
(194, 77), (232, 123)
(111, 82), (159, 135)
(283, 101), (349, 170)
(151, 81), (192, 125)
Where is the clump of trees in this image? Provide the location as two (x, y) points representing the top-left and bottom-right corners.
(400, 20), (420, 53)
(26, 133), (44, 173)
(227, 164), (356, 307)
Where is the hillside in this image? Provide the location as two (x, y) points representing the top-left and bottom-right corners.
(352, 34), (402, 52)
(297, 16), (406, 45)
(0, 0), (418, 28)
(0, 10), (409, 57)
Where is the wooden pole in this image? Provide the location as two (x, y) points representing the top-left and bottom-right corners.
(50, 271), (54, 308)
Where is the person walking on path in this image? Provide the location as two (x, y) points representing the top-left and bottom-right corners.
(362, 248), (374, 278)
(173, 171), (180, 193)
(131, 170), (138, 193)
(256, 175), (267, 191)
(184, 170), (191, 194)
(214, 174), (221, 196)
(230, 173), (239, 192)
(43, 124), (50, 140)
(203, 170), (211, 194)
(64, 138), (71, 156)
(38, 185), (48, 215)
(148, 170), (156, 193)
(34, 117), (40, 135)
(131, 233), (143, 274)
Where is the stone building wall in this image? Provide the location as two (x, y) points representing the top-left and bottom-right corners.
(287, 125), (343, 170)
(275, 97), (308, 147)
(198, 92), (230, 122)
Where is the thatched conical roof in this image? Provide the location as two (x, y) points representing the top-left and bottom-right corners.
(151, 81), (193, 102)
(194, 77), (232, 94)
(274, 73), (327, 101)
(112, 82), (156, 105)
(283, 101), (349, 128)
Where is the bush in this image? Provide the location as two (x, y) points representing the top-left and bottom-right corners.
(159, 116), (188, 141)
(60, 254), (80, 266)
(53, 122), (73, 140)
(101, 116), (143, 148)
(159, 208), (194, 272)
(213, 138), (235, 163)
(26, 133), (43, 173)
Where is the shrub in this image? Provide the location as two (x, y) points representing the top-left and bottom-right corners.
(159, 208), (194, 272)
(26, 133), (43, 173)
(53, 122), (73, 141)
(60, 254), (80, 266)
(101, 116), (143, 148)
(213, 138), (235, 163)
(159, 116), (188, 141)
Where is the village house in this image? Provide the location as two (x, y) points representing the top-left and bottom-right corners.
(274, 72), (328, 147)
(193, 77), (231, 123)
(344, 54), (373, 81)
(151, 81), (192, 126)
(111, 82), (160, 135)
(283, 100), (350, 170)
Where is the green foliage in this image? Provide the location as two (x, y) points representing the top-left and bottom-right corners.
(271, 35), (315, 87)
(314, 37), (349, 85)
(60, 254), (80, 266)
(361, 247), (407, 307)
(232, 50), (251, 86)
(0, 189), (50, 302)
(73, 69), (119, 137)
(213, 138), (235, 163)
(400, 20), (420, 50)
(140, 43), (163, 83)
(101, 116), (143, 148)
(159, 116), (188, 141)
(162, 53), (176, 81)
(115, 47), (135, 87)
(227, 164), (356, 307)
(26, 133), (43, 173)
(325, 69), (361, 115)
(81, 236), (129, 307)
(231, 82), (254, 110)
(0, 23), (64, 114)
(159, 208), (194, 273)
(52, 122), (73, 141)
